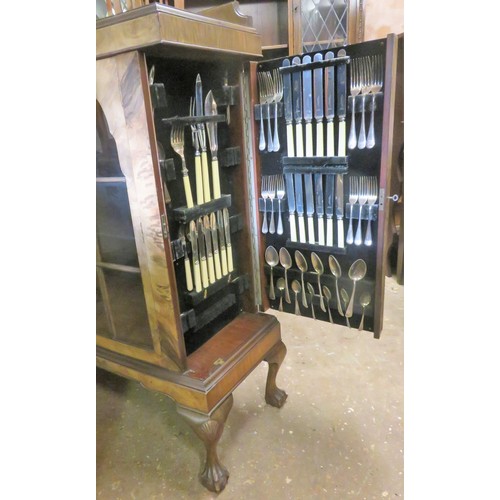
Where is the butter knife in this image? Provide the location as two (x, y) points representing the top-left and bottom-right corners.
(292, 56), (304, 158)
(324, 51), (335, 156)
(223, 207), (234, 273)
(325, 173), (335, 247)
(282, 58), (294, 157)
(203, 215), (216, 284)
(205, 90), (221, 199)
(216, 210), (228, 276)
(336, 49), (347, 248)
(210, 212), (222, 280)
(197, 217), (209, 288)
(188, 220), (202, 292)
(313, 53), (324, 156)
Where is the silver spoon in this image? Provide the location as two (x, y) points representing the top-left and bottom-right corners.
(291, 280), (302, 316)
(340, 288), (351, 328)
(311, 252), (326, 312)
(346, 259), (367, 318)
(306, 282), (316, 320)
(322, 286), (334, 323)
(276, 278), (286, 312)
(328, 255), (344, 316)
(265, 245), (279, 300)
(294, 250), (309, 308)
(358, 292), (371, 331)
(279, 247), (292, 304)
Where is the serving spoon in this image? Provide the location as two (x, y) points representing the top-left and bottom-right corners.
(306, 282), (316, 320)
(346, 259), (367, 318)
(279, 247), (292, 304)
(294, 250), (309, 308)
(322, 286), (334, 323)
(265, 245), (279, 300)
(328, 255), (344, 316)
(291, 280), (302, 316)
(358, 292), (371, 331)
(276, 277), (286, 312)
(311, 252), (326, 312)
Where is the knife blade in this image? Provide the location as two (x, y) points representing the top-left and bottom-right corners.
(195, 74), (211, 202)
(302, 55), (313, 157)
(294, 173), (306, 243)
(285, 173), (297, 242)
(305, 171), (315, 244)
(223, 208), (234, 273)
(197, 217), (209, 288)
(282, 59), (294, 157)
(315, 173), (325, 245)
(336, 49), (347, 248)
(313, 53), (324, 157)
(216, 210), (228, 276)
(204, 90), (221, 199)
(291, 56), (304, 157)
(178, 225), (193, 292)
(210, 212), (222, 280)
(325, 173), (335, 246)
(203, 215), (216, 284)
(188, 220), (202, 292)
(324, 51), (335, 156)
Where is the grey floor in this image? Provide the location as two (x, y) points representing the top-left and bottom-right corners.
(96, 277), (403, 499)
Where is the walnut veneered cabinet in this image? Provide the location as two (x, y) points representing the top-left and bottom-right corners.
(96, 3), (398, 492)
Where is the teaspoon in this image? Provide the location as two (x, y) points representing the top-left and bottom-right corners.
(328, 255), (344, 316)
(294, 250), (309, 308)
(311, 252), (326, 312)
(322, 286), (334, 323)
(358, 292), (371, 331)
(346, 259), (367, 318)
(291, 280), (302, 316)
(279, 247), (292, 304)
(341, 288), (351, 328)
(276, 277), (286, 312)
(306, 282), (316, 320)
(265, 245), (279, 300)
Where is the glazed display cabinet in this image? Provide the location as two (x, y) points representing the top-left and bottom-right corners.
(96, 2), (399, 492)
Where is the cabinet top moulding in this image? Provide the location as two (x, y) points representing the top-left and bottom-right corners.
(96, 3), (263, 60)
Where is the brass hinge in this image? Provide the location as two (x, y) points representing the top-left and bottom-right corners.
(161, 214), (169, 240)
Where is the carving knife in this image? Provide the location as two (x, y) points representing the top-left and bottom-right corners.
(325, 172), (335, 246)
(203, 215), (216, 284)
(285, 173), (297, 242)
(188, 220), (202, 292)
(282, 58), (294, 157)
(178, 225), (193, 291)
(336, 49), (347, 248)
(195, 74), (211, 202)
(210, 212), (222, 280)
(302, 54), (315, 244)
(313, 52), (324, 157)
(197, 217), (209, 288)
(205, 90), (221, 199)
(216, 210), (228, 276)
(324, 51), (335, 156)
(223, 207), (234, 273)
(292, 56), (304, 157)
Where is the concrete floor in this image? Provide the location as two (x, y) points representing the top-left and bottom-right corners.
(97, 277), (403, 499)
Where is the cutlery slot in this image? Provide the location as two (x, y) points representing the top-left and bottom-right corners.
(285, 239), (348, 255)
(275, 55), (350, 74)
(173, 194), (232, 222)
(258, 198), (288, 213)
(283, 164), (348, 175)
(162, 114), (227, 127)
(345, 203), (379, 221)
(348, 92), (384, 114)
(254, 102), (283, 121)
(184, 273), (249, 307)
(283, 156), (348, 167)
(219, 146), (241, 167)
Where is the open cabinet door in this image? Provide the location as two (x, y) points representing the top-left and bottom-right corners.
(249, 34), (399, 338)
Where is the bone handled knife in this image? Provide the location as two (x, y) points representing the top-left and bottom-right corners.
(195, 74), (211, 202)
(313, 53), (324, 157)
(210, 212), (222, 280)
(179, 225), (193, 291)
(190, 106), (204, 206)
(216, 210), (228, 276)
(223, 208), (234, 273)
(315, 173), (325, 246)
(205, 90), (221, 199)
(197, 217), (209, 288)
(203, 215), (216, 284)
(285, 173), (297, 242)
(324, 51), (335, 156)
(336, 49), (348, 248)
(294, 173), (306, 243)
(282, 59), (294, 157)
(325, 173), (335, 246)
(188, 220), (202, 292)
(292, 56), (304, 158)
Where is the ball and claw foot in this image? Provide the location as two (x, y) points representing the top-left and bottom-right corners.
(265, 340), (288, 408)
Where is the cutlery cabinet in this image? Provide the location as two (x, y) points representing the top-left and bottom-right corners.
(96, 3), (399, 493)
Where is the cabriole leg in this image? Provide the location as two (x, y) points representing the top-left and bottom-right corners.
(264, 340), (288, 408)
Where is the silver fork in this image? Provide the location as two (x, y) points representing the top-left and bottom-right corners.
(257, 72), (266, 151)
(367, 55), (384, 149)
(189, 97), (204, 205)
(170, 124), (194, 208)
(268, 175), (277, 234)
(276, 175), (285, 235)
(346, 176), (358, 245)
(364, 176), (378, 246)
(263, 71), (274, 152)
(261, 176), (270, 233)
(272, 69), (283, 152)
(348, 58), (362, 150)
(354, 176), (368, 245)
(357, 58), (372, 150)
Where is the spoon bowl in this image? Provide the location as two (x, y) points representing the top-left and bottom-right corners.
(295, 250), (309, 308)
(311, 252), (326, 312)
(291, 280), (302, 316)
(322, 286), (333, 323)
(306, 282), (316, 320)
(346, 259), (367, 318)
(276, 277), (286, 312)
(358, 292), (371, 331)
(265, 246), (279, 300)
(279, 247), (292, 304)
(328, 255), (344, 316)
